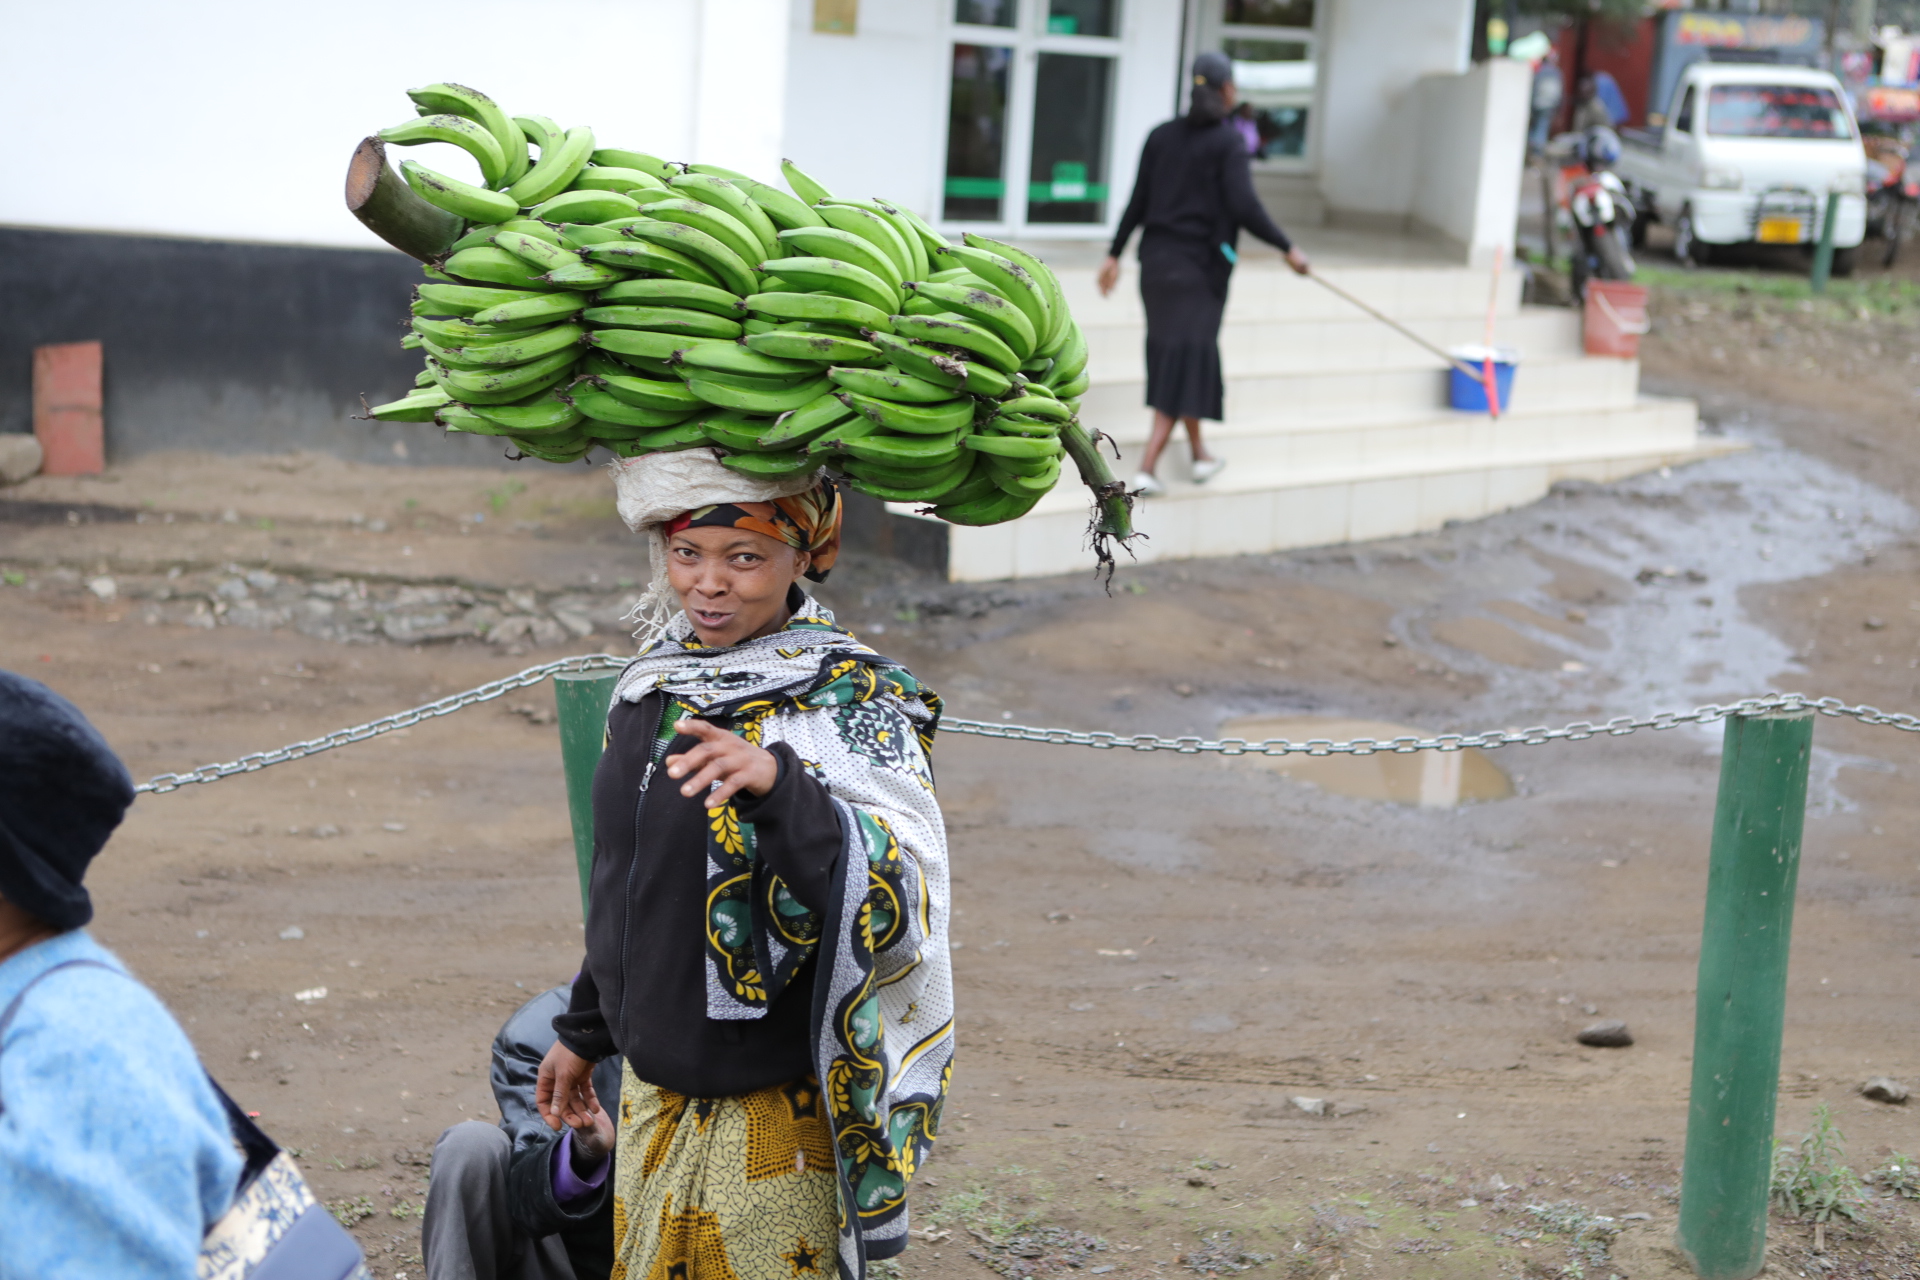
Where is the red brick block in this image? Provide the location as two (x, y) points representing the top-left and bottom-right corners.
(33, 341), (104, 476)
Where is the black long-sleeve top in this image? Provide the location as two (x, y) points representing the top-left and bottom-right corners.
(1107, 113), (1293, 261)
(554, 689), (844, 1097)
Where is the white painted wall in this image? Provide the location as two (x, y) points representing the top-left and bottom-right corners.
(1316, 0), (1473, 219)
(1410, 59), (1530, 264)
(1, 0), (786, 249)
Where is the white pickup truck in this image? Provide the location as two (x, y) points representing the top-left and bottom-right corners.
(1616, 62), (1868, 273)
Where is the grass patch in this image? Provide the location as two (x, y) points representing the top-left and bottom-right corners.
(1773, 1101), (1867, 1224)
(1637, 263), (1920, 315)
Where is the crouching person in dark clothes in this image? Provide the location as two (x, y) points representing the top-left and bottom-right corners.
(423, 984), (622, 1280)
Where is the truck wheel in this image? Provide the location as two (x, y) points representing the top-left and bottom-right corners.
(1630, 208), (1651, 248)
(1830, 246), (1857, 278)
(1674, 208), (1711, 267)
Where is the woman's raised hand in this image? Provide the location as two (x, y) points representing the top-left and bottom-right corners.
(537, 1038), (600, 1131)
(665, 718), (779, 808)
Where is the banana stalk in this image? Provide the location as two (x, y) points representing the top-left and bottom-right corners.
(1058, 421), (1136, 579)
(345, 137), (462, 263)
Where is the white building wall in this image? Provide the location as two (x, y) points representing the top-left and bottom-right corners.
(1410, 58), (1531, 264)
(1, 0), (784, 249)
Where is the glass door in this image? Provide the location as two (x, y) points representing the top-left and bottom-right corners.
(1194, 0), (1317, 168)
(942, 0), (1123, 231)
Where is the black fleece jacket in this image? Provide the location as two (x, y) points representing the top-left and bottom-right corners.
(1108, 113), (1294, 265)
(554, 689), (845, 1097)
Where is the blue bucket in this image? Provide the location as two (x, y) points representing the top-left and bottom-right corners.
(1447, 345), (1518, 413)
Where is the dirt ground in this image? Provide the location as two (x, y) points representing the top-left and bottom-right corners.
(7, 265), (1920, 1278)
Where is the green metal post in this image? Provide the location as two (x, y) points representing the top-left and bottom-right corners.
(1810, 192), (1840, 294)
(553, 671), (619, 918)
(1676, 709), (1814, 1280)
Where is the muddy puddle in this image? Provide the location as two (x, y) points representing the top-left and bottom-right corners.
(1219, 715), (1514, 808)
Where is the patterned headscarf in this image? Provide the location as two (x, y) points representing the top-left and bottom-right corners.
(662, 480), (842, 583)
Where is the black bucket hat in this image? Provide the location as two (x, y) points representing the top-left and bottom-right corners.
(0, 671), (133, 929)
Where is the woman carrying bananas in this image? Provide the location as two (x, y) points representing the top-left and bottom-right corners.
(536, 449), (952, 1280)
(1098, 51), (1311, 498)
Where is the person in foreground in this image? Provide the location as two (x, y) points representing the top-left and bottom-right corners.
(0, 670), (242, 1278)
(1099, 51), (1310, 498)
(538, 450), (953, 1279)
(423, 984), (624, 1280)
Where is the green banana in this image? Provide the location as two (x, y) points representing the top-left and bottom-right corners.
(440, 322), (583, 367)
(380, 114), (509, 187)
(573, 166), (666, 194)
(981, 446), (1059, 478)
(742, 318), (777, 336)
(681, 162), (748, 181)
(421, 338), (497, 370)
(686, 374), (832, 414)
(416, 283), (541, 315)
(994, 455), (1062, 495)
(592, 149), (677, 181)
(583, 305), (742, 340)
(742, 179), (827, 231)
(805, 415), (882, 456)
(443, 246), (559, 290)
(934, 244), (1049, 343)
(722, 450), (816, 480)
(781, 159), (832, 206)
(815, 203), (912, 280)
(366, 385), (452, 422)
(989, 413), (1061, 438)
(431, 348), (581, 402)
(701, 412), (790, 452)
(756, 394), (855, 448)
(491, 229), (578, 272)
(530, 189), (639, 224)
(450, 218), (559, 253)
(512, 115), (563, 153)
(1049, 368), (1090, 399)
(676, 342), (815, 378)
(837, 430), (964, 467)
(842, 392), (973, 436)
(964, 233), (1070, 352)
(439, 404), (514, 435)
(582, 239), (724, 288)
(826, 366), (955, 403)
(671, 174), (782, 261)
(588, 327), (700, 363)
(540, 259), (628, 289)
(743, 329), (880, 364)
(750, 257), (895, 314)
(618, 221), (756, 296)
(643, 201), (764, 276)
(414, 366), (438, 387)
(965, 432), (1062, 460)
(598, 278), (742, 315)
(600, 420), (711, 455)
(1017, 379), (1054, 398)
(777, 227), (900, 292)
(994, 394), (1071, 422)
(903, 281), (1036, 359)
(888, 203), (955, 261)
(510, 433), (592, 462)
(401, 160), (517, 223)
(469, 292), (590, 326)
(868, 332), (966, 388)
(508, 124), (594, 208)
(900, 293), (945, 318)
(567, 386), (697, 428)
(1048, 322), (1089, 384)
(401, 332), (424, 350)
(743, 290), (890, 332)
(841, 451), (972, 490)
(412, 315), (549, 346)
(927, 266), (986, 286)
(466, 389), (585, 434)
(589, 372), (706, 412)
(889, 314), (1020, 373)
(933, 461), (999, 509)
(865, 198), (932, 280)
(407, 83), (528, 184)
(933, 485), (1043, 526)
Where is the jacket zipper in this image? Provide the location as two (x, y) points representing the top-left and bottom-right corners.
(616, 694), (665, 1051)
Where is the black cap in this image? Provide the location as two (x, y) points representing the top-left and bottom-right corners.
(1192, 51), (1233, 90)
(0, 671), (133, 930)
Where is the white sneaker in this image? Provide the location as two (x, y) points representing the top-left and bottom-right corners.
(1191, 456), (1227, 484)
(1131, 471), (1165, 497)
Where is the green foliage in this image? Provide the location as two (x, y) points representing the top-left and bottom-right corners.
(1771, 1102), (1866, 1223)
(1521, 1201), (1620, 1278)
(389, 1200), (422, 1220)
(1874, 1152), (1920, 1200)
(328, 1195), (376, 1227)
(1641, 264), (1920, 315)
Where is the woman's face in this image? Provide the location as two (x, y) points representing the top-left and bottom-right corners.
(666, 525), (811, 648)
(1221, 79), (1239, 110)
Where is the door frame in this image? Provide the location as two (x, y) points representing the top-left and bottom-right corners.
(1179, 0), (1326, 176)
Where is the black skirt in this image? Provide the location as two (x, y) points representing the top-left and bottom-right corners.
(1139, 237), (1230, 421)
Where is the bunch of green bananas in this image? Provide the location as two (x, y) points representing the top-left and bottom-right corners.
(361, 83), (1123, 538)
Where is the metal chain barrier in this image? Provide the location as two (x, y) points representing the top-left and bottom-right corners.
(132, 657), (1920, 795)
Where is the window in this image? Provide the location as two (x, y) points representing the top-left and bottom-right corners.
(955, 0), (1015, 27)
(1212, 0), (1316, 163)
(1674, 86), (1695, 133)
(1047, 0), (1115, 36)
(1223, 0), (1314, 24)
(1026, 53), (1115, 222)
(1706, 84), (1852, 139)
(944, 44), (1012, 220)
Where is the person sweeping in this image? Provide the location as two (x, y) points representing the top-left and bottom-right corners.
(1099, 51), (1311, 497)
(537, 449), (952, 1280)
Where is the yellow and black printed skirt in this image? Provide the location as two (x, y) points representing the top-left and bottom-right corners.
(611, 1062), (840, 1280)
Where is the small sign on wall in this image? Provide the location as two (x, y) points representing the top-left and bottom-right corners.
(814, 0), (857, 35)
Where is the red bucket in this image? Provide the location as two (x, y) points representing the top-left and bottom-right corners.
(1584, 281), (1650, 358)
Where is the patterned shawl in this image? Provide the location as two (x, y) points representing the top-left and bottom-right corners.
(613, 594), (953, 1278)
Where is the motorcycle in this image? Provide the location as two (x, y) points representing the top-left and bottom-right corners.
(1564, 128), (1636, 299)
(1864, 135), (1918, 267)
